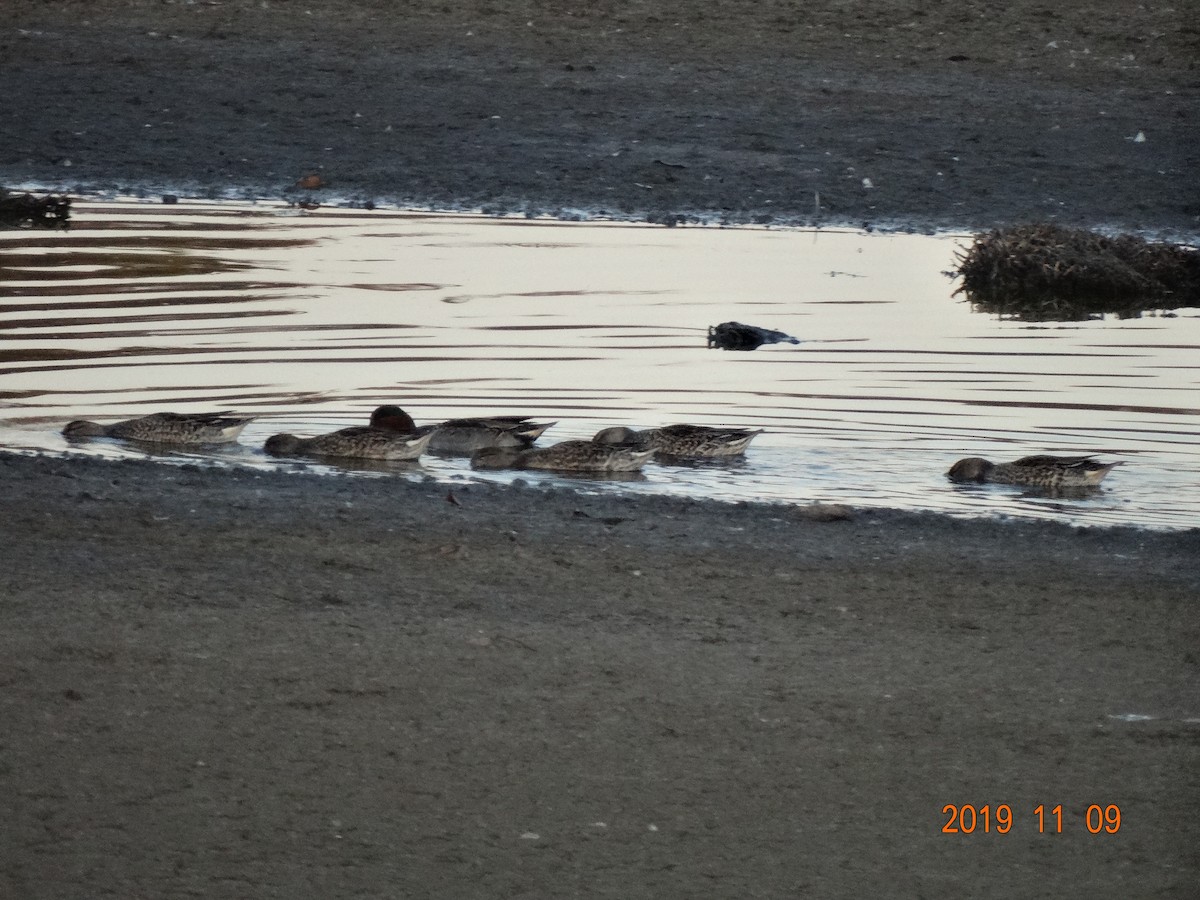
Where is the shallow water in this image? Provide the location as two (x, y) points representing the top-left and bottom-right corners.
(1, 199), (1197, 529)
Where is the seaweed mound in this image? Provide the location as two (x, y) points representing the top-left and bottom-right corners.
(953, 224), (1199, 320)
(0, 187), (71, 229)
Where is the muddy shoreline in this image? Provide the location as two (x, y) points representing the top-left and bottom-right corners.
(3, 1), (1199, 896)
(2, 450), (1198, 897)
(2, 1), (1198, 236)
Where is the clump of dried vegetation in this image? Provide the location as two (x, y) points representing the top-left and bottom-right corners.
(0, 187), (71, 229)
(952, 224), (1199, 320)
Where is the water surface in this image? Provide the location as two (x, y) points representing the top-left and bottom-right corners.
(1, 200), (1197, 529)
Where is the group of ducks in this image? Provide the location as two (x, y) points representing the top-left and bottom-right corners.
(60, 408), (1122, 488)
(61, 407), (764, 473)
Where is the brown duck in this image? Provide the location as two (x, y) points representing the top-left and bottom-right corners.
(369, 405), (554, 454)
(948, 455), (1121, 489)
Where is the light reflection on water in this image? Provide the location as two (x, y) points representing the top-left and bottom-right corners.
(1, 199), (1197, 529)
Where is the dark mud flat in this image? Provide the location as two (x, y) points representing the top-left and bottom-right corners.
(1, 452), (1198, 898)
(1, 0), (1197, 234)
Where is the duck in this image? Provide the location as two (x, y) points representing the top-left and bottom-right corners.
(264, 426), (433, 461)
(592, 424), (763, 458)
(471, 440), (656, 473)
(368, 405), (555, 455)
(947, 455), (1122, 489)
(62, 412), (255, 445)
(707, 321), (801, 351)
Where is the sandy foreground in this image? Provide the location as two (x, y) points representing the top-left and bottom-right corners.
(2, 1), (1199, 897)
(2, 452), (1198, 898)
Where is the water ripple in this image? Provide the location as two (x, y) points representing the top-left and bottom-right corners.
(1, 201), (1197, 529)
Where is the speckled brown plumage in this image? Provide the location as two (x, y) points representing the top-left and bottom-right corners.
(948, 455), (1121, 489)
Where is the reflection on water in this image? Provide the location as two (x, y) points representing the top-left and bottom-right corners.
(1, 199), (1197, 529)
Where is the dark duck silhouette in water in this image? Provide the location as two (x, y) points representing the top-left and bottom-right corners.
(368, 405), (555, 455)
(707, 321), (800, 351)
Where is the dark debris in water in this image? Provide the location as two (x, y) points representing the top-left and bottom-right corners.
(952, 223), (1200, 321)
(0, 187), (71, 230)
(707, 321), (801, 351)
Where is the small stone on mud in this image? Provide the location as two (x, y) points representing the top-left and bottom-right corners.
(793, 503), (854, 522)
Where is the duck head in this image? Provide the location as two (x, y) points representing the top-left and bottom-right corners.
(264, 434), (303, 456)
(592, 426), (640, 445)
(62, 420), (107, 437)
(470, 447), (522, 470)
(947, 457), (994, 482)
(369, 405), (418, 433)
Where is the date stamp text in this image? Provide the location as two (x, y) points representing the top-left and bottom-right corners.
(941, 804), (1122, 834)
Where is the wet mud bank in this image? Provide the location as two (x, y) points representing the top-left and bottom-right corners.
(2, 451), (1198, 897)
(1, 0), (1198, 235)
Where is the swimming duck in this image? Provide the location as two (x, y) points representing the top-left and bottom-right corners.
(62, 412), (255, 445)
(264, 426), (433, 461)
(947, 455), (1121, 489)
(707, 321), (801, 351)
(592, 424), (763, 458)
(369, 405), (555, 455)
(471, 440), (655, 473)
